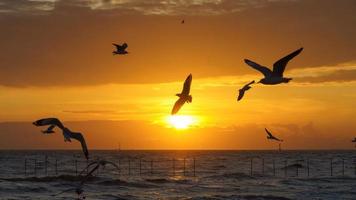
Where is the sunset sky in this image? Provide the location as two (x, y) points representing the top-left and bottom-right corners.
(0, 0), (356, 150)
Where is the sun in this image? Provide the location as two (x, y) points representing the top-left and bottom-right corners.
(167, 115), (196, 129)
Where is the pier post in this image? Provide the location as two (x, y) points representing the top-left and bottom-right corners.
(24, 159), (27, 176)
(193, 158), (196, 177)
(342, 158), (345, 176)
(296, 160), (299, 177)
(250, 158), (253, 176)
(44, 156), (48, 176)
(55, 158), (58, 175)
(139, 158), (142, 176)
(34, 159), (37, 176)
(128, 159), (131, 176)
(118, 158), (121, 177)
(307, 159), (309, 177)
(150, 159), (153, 175)
(172, 158), (175, 176)
(75, 159), (78, 176)
(330, 158), (333, 177)
(273, 159), (275, 176)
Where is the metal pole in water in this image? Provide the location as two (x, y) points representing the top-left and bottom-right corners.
(34, 159), (37, 176)
(172, 158), (175, 176)
(193, 158), (196, 177)
(307, 159), (309, 177)
(139, 158), (142, 176)
(342, 158), (345, 176)
(24, 159), (27, 176)
(55, 158), (58, 175)
(150, 159), (153, 175)
(273, 159), (275, 177)
(330, 158), (333, 177)
(250, 158), (253, 176)
(75, 160), (78, 176)
(128, 159), (131, 176)
(45, 156), (48, 176)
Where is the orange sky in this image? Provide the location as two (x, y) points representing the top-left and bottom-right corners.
(0, 0), (356, 150)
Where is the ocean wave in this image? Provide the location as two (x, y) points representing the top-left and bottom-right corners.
(0, 175), (89, 182)
(185, 194), (292, 200)
(145, 178), (191, 184)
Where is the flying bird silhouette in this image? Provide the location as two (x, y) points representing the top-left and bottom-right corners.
(112, 43), (128, 55)
(171, 74), (192, 115)
(33, 118), (89, 160)
(244, 48), (303, 85)
(237, 80), (255, 101)
(265, 128), (283, 142)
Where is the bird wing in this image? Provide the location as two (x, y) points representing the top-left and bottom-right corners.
(69, 132), (89, 160)
(244, 59), (272, 78)
(246, 80), (255, 86)
(171, 98), (186, 115)
(122, 43), (128, 50)
(112, 43), (121, 50)
(237, 89), (245, 101)
(33, 118), (64, 129)
(273, 48), (303, 77)
(265, 128), (273, 137)
(181, 74), (192, 95)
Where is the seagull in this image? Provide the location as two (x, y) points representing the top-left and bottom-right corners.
(33, 118), (89, 160)
(171, 74), (192, 115)
(41, 124), (56, 134)
(112, 43), (128, 55)
(237, 80), (255, 101)
(244, 48), (303, 85)
(181, 20), (185, 24)
(265, 128), (283, 142)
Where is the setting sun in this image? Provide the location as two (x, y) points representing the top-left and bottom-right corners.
(167, 115), (196, 129)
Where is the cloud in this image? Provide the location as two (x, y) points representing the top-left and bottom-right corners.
(0, 0), (355, 87)
(290, 64), (356, 84)
(0, 0), (296, 15)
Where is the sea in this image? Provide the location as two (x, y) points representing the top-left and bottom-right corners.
(0, 150), (355, 200)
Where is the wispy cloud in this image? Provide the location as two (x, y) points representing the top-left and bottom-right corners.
(0, 0), (296, 15)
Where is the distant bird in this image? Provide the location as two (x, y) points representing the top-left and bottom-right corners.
(171, 74), (192, 115)
(265, 128), (283, 142)
(33, 118), (89, 160)
(237, 80), (255, 101)
(244, 48), (303, 85)
(41, 124), (56, 134)
(181, 20), (185, 24)
(112, 43), (128, 55)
